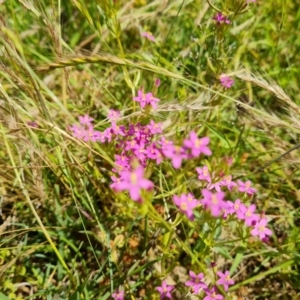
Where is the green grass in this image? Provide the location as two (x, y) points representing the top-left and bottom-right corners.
(0, 0), (300, 299)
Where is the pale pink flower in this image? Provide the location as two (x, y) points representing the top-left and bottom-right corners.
(163, 145), (188, 169)
(220, 74), (234, 88)
(112, 289), (124, 300)
(200, 189), (226, 217)
(156, 280), (174, 299)
(196, 166), (211, 183)
(142, 31), (155, 42)
(220, 175), (237, 191)
(251, 218), (272, 240)
(173, 194), (199, 220)
(237, 203), (259, 226)
(79, 114), (94, 126)
(184, 132), (212, 157)
(185, 271), (207, 294)
(216, 271), (235, 291)
(203, 286), (223, 300)
(237, 180), (257, 195)
(108, 109), (120, 121)
(133, 89), (160, 109)
(118, 165), (153, 202)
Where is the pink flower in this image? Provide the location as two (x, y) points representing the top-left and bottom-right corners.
(163, 145), (187, 169)
(237, 203), (259, 226)
(111, 122), (125, 136)
(225, 201), (235, 216)
(233, 199), (242, 213)
(203, 286), (223, 300)
(246, 0), (256, 2)
(156, 280), (174, 299)
(79, 114), (94, 126)
(220, 175), (237, 191)
(237, 180), (257, 195)
(185, 271), (207, 294)
(158, 137), (173, 150)
(103, 127), (112, 142)
(251, 218), (272, 240)
(173, 194), (199, 221)
(133, 89), (160, 109)
(112, 289), (124, 300)
(142, 31), (155, 42)
(201, 189), (226, 217)
(27, 121), (38, 128)
(222, 201), (234, 218)
(146, 143), (163, 164)
(184, 132), (212, 157)
(155, 78), (161, 87)
(220, 74), (234, 88)
(216, 271), (235, 291)
(82, 126), (102, 142)
(118, 165), (153, 202)
(196, 166), (211, 183)
(69, 124), (86, 139)
(147, 120), (162, 134)
(110, 176), (122, 191)
(213, 13), (230, 25)
(207, 181), (222, 192)
(108, 109), (120, 121)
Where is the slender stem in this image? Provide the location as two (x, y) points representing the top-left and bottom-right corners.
(1, 124), (75, 285)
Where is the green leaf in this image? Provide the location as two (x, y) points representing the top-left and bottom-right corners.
(213, 247), (232, 260)
(0, 293), (10, 300)
(230, 252), (244, 275)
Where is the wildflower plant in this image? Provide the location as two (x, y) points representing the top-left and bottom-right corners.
(69, 82), (272, 298)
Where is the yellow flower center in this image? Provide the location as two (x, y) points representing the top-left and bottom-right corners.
(180, 202), (187, 211)
(130, 173), (138, 184)
(211, 194), (218, 204)
(194, 139), (202, 148)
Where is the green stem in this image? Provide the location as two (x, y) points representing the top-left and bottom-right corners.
(1, 124), (75, 285)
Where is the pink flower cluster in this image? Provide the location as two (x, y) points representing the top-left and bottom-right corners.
(156, 270), (234, 299)
(69, 114), (102, 142)
(195, 166), (272, 241)
(70, 90), (213, 203)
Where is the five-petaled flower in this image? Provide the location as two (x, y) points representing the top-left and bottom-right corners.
(196, 166), (211, 183)
(117, 165), (153, 202)
(173, 194), (199, 221)
(163, 144), (188, 169)
(251, 217), (272, 240)
(200, 189), (226, 217)
(133, 89), (160, 109)
(79, 114), (94, 126)
(216, 270), (235, 291)
(156, 280), (174, 299)
(185, 271), (207, 294)
(184, 132), (212, 157)
(237, 180), (257, 195)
